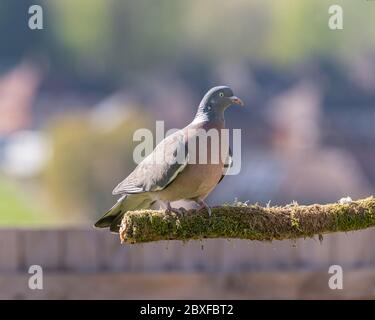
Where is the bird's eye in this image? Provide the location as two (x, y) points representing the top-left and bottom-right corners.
(219, 92), (224, 97)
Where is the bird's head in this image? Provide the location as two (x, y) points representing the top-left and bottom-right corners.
(194, 86), (244, 123)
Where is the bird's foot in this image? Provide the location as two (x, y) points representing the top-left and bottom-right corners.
(195, 199), (212, 217)
(165, 203), (187, 217)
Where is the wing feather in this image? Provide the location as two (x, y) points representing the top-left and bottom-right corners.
(112, 130), (188, 195)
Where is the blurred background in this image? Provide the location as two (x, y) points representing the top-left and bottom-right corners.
(1, 0), (375, 299)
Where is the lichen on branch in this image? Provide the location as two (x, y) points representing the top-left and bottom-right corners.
(119, 197), (375, 244)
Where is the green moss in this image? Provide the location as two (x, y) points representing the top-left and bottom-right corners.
(329, 198), (375, 233)
(119, 197), (375, 244)
(290, 210), (301, 231)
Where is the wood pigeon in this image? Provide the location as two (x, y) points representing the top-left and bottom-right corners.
(94, 86), (244, 233)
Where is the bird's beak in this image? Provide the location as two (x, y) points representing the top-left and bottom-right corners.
(230, 96), (244, 107)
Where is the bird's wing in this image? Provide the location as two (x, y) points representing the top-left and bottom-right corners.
(218, 147), (233, 184)
(112, 130), (188, 195)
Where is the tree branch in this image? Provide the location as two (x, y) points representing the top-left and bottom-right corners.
(119, 197), (375, 244)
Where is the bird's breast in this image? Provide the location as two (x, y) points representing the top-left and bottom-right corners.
(156, 121), (228, 202)
(156, 162), (223, 201)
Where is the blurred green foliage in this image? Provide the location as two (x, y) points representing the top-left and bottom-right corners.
(46, 0), (375, 80)
(0, 179), (43, 225)
(2, 0), (374, 86)
(42, 110), (151, 219)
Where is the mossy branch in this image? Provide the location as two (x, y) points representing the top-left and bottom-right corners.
(119, 197), (375, 244)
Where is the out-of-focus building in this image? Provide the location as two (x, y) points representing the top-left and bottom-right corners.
(214, 80), (372, 205)
(267, 81), (372, 203)
(0, 62), (52, 178)
(0, 62), (41, 135)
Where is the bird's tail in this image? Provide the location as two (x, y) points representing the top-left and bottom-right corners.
(94, 193), (154, 233)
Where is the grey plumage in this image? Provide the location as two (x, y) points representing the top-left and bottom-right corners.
(112, 132), (188, 195)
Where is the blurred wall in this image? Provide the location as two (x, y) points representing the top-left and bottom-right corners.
(1, 228), (375, 299)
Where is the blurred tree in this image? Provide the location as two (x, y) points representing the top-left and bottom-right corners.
(0, 178), (46, 225)
(1, 0), (375, 88)
(42, 109), (151, 220)
(267, 0), (375, 65)
(47, 0), (186, 84)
